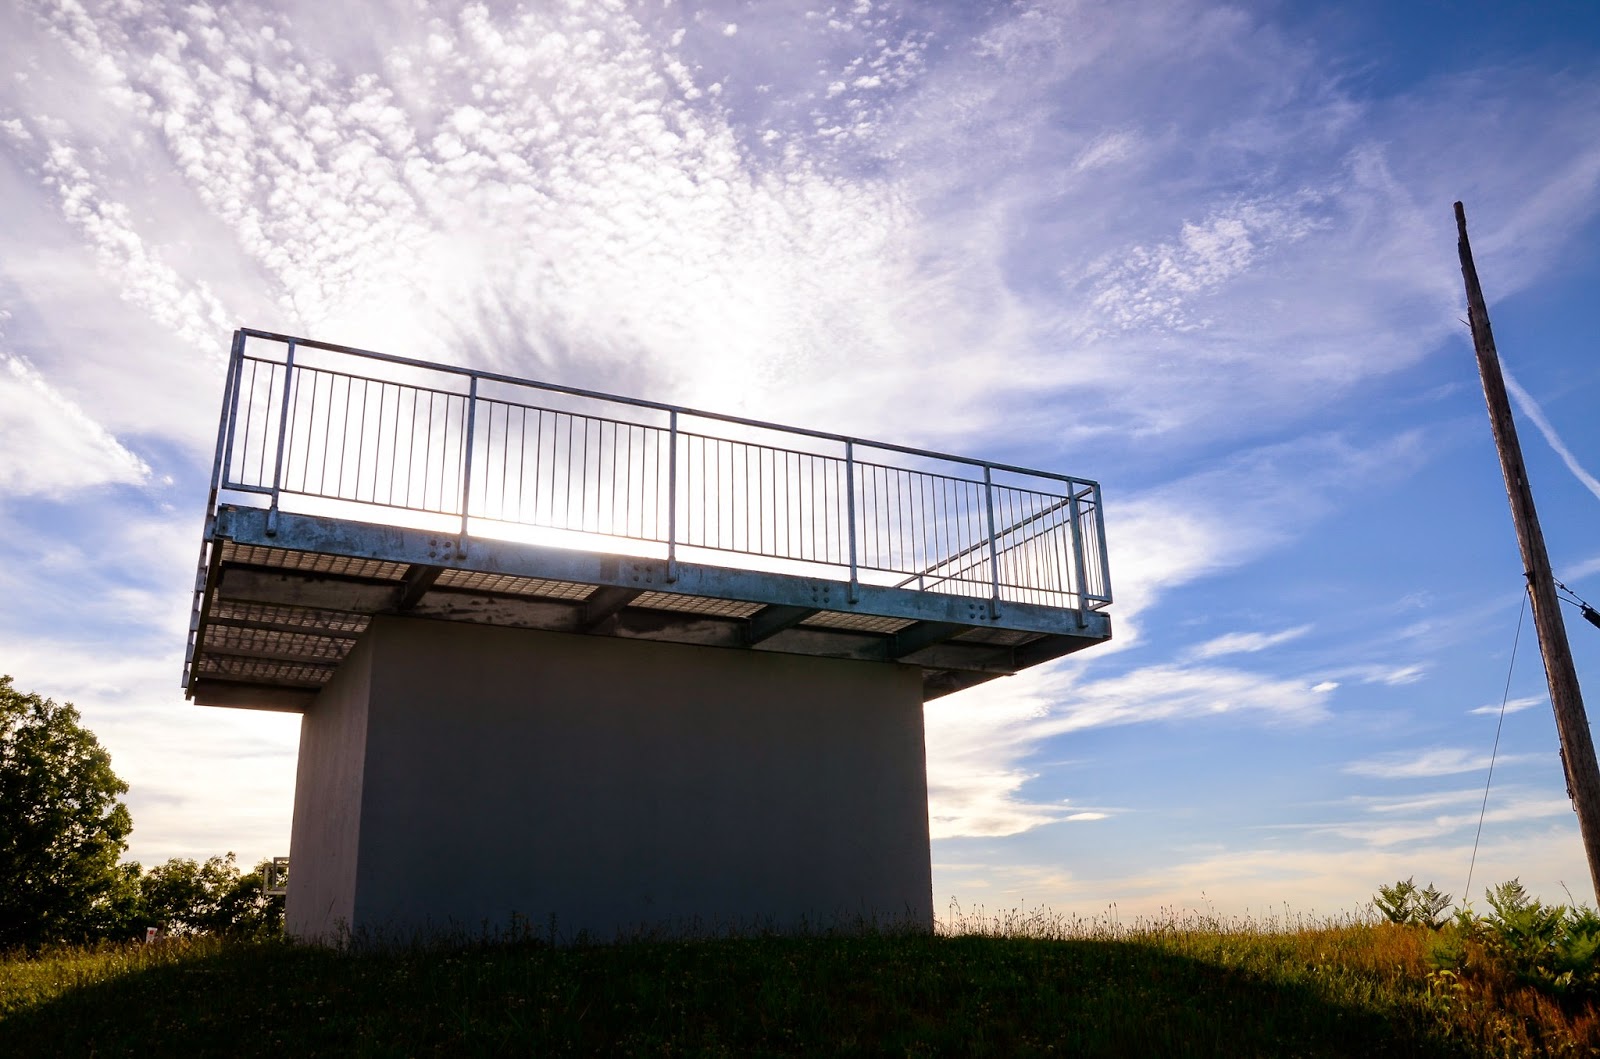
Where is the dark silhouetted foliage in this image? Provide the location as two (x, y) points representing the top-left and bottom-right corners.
(0, 675), (133, 948)
(140, 853), (284, 937)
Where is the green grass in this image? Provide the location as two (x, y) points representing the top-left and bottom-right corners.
(3, 908), (1597, 1056)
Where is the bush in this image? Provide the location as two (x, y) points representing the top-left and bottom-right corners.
(1404, 876), (1600, 1004)
(1372, 877), (1453, 928)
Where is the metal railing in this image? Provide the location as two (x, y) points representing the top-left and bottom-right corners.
(193, 327), (1111, 622)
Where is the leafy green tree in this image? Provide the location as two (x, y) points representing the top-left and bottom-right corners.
(142, 853), (284, 937)
(84, 861), (149, 940)
(0, 675), (134, 947)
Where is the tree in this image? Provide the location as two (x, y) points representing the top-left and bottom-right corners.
(141, 853), (284, 937)
(0, 675), (134, 947)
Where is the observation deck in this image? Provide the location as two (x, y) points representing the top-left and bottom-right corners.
(184, 329), (1113, 710)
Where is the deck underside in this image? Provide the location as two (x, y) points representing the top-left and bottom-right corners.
(189, 504), (1112, 709)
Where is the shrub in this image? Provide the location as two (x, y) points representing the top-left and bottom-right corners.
(1415, 877), (1600, 1004)
(1373, 877), (1453, 928)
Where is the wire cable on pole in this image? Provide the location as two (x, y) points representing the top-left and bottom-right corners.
(1466, 589), (1529, 906)
(1554, 577), (1600, 631)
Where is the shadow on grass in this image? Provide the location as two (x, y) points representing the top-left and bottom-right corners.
(1, 934), (1472, 1057)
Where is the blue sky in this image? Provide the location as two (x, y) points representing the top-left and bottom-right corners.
(2, 0), (1599, 920)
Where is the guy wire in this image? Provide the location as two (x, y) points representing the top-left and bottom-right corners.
(1465, 589), (1528, 906)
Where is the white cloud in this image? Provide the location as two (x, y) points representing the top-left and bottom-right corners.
(936, 816), (1588, 922)
(1503, 366), (1600, 503)
(1323, 662), (1429, 687)
(926, 660), (1325, 838)
(1344, 747), (1543, 779)
(1375, 665), (1426, 686)
(1468, 695), (1543, 717)
(1353, 788), (1488, 815)
(1185, 624), (1311, 661)
(30, 136), (233, 355)
(924, 425), (1424, 840)
(1311, 798), (1572, 848)
(0, 352), (150, 496)
(1087, 192), (1330, 335)
(1104, 431), (1425, 648)
(1045, 664), (1328, 735)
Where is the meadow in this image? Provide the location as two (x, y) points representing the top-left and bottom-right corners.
(2, 904), (1597, 1057)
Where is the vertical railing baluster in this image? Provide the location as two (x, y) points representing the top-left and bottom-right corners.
(458, 376), (478, 558)
(666, 410), (679, 582)
(845, 440), (859, 603)
(983, 465), (1001, 619)
(266, 339), (298, 536)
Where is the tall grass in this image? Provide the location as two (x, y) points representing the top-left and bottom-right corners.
(2, 905), (1597, 1056)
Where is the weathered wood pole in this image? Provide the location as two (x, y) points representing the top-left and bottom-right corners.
(1456, 200), (1600, 903)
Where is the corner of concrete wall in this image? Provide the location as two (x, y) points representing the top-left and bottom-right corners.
(284, 632), (373, 943)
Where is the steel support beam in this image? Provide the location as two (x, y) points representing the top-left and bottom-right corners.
(579, 586), (644, 631)
(395, 564), (445, 611)
(888, 621), (967, 659)
(744, 605), (819, 645)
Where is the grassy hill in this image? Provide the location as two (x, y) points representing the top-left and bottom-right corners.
(3, 911), (1597, 1056)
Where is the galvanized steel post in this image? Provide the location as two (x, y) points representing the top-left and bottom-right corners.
(1068, 484), (1088, 628)
(666, 409), (679, 582)
(1094, 485), (1112, 607)
(208, 330), (245, 536)
(983, 466), (1001, 620)
(266, 338), (297, 535)
(845, 440), (859, 603)
(458, 375), (478, 558)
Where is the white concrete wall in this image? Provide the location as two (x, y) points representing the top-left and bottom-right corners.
(286, 614), (933, 942)
(285, 634), (371, 941)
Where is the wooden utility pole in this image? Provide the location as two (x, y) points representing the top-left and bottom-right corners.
(1456, 200), (1600, 904)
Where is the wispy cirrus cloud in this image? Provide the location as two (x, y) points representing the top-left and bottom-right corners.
(9, 0), (1598, 462)
(1185, 625), (1313, 662)
(924, 425), (1430, 839)
(926, 657), (1328, 838)
(0, 347), (150, 496)
(1468, 695), (1544, 717)
(1503, 366), (1600, 504)
(1307, 798), (1572, 849)
(1320, 662), (1429, 688)
(1344, 747), (1543, 779)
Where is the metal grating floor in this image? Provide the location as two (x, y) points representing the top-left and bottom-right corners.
(435, 568), (594, 600)
(632, 592), (766, 619)
(187, 505), (1111, 710)
(801, 612), (917, 635)
(223, 541), (410, 580)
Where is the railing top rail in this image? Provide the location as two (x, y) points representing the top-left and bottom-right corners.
(235, 327), (1100, 491)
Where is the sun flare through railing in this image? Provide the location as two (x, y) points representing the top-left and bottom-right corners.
(197, 329), (1110, 626)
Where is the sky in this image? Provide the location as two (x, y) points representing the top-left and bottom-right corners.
(3, 0), (1600, 923)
